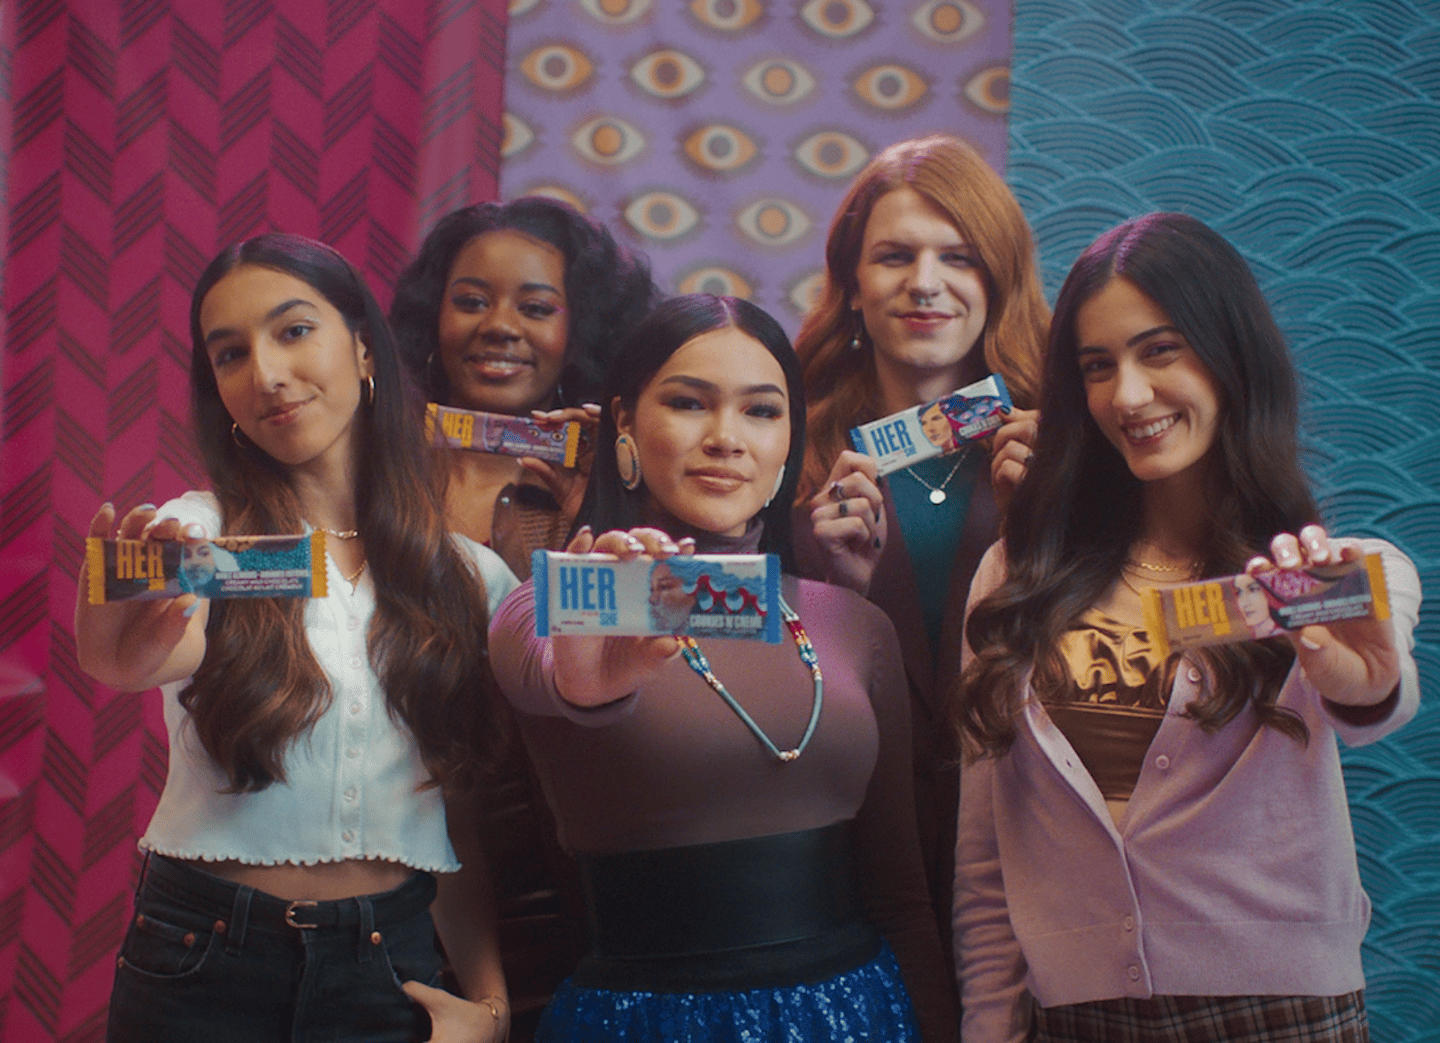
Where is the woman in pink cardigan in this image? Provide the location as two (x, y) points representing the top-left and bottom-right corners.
(953, 213), (1420, 1042)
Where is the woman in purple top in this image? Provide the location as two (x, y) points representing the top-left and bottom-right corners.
(488, 294), (958, 1042)
(954, 213), (1420, 1042)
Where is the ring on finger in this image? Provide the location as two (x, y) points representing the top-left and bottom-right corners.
(829, 482), (845, 503)
(838, 500), (849, 517)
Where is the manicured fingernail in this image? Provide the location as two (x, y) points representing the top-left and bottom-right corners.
(577, 525), (592, 536)
(136, 503), (155, 512)
(627, 537), (644, 551)
(182, 600), (200, 618)
(838, 501), (848, 517)
(1300, 636), (1322, 651)
(184, 523), (205, 539)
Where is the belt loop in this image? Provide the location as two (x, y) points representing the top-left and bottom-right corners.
(357, 895), (376, 963)
(227, 884), (254, 956)
(134, 850), (153, 907)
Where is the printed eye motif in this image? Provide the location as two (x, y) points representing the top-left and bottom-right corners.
(630, 49), (707, 100)
(792, 130), (870, 179)
(683, 124), (760, 175)
(787, 270), (828, 315)
(678, 265), (755, 299)
(576, 0), (653, 26)
(799, 0), (875, 38)
(851, 63), (928, 111)
(571, 116), (646, 165)
(520, 43), (595, 94)
(501, 112), (536, 158)
(964, 66), (1010, 114)
(735, 198), (812, 248)
(741, 58), (817, 105)
(624, 190), (701, 242)
(912, 0), (985, 43)
(688, 0), (763, 31)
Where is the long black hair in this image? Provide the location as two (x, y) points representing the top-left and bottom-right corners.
(187, 233), (504, 792)
(389, 196), (660, 408)
(576, 294), (806, 571)
(958, 213), (1319, 756)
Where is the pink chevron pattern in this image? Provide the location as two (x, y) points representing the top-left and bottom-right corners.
(0, 1), (507, 1038)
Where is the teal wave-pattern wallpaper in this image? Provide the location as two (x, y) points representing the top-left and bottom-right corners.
(1008, 1), (1439, 1037)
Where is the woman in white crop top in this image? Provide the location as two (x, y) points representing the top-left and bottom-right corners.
(75, 234), (517, 1043)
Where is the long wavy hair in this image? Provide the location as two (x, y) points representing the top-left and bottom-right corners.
(957, 213), (1319, 758)
(576, 294), (806, 571)
(389, 196), (661, 409)
(186, 233), (504, 792)
(795, 135), (1050, 500)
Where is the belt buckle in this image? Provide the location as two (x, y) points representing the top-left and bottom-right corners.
(285, 900), (319, 929)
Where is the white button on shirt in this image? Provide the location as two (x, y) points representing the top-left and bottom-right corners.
(139, 491), (519, 871)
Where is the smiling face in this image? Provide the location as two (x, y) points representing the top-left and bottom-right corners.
(648, 560), (698, 632)
(200, 265), (371, 475)
(181, 541), (217, 589)
(437, 229), (569, 415)
(1077, 276), (1222, 492)
(616, 327), (791, 538)
(853, 186), (989, 395)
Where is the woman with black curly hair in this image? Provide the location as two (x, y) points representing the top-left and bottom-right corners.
(391, 199), (659, 1040)
(390, 197), (659, 579)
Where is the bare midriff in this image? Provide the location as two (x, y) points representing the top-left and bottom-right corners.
(181, 857), (415, 901)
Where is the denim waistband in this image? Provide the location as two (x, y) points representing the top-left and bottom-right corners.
(141, 853), (436, 940)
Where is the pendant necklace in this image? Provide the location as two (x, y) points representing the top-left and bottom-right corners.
(677, 597), (822, 763)
(907, 447), (970, 505)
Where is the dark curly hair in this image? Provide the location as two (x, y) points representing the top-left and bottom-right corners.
(390, 196), (661, 409)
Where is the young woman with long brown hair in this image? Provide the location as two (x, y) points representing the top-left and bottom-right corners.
(954, 214), (1420, 1042)
(791, 135), (1050, 960)
(77, 234), (517, 1043)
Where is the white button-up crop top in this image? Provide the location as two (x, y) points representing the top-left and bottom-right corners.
(140, 492), (519, 871)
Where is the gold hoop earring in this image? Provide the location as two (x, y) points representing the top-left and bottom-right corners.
(363, 375), (375, 407)
(615, 434), (642, 491)
(764, 464), (786, 509)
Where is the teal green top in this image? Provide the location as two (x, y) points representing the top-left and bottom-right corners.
(888, 447), (981, 660)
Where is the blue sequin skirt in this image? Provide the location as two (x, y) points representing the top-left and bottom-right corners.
(535, 939), (920, 1043)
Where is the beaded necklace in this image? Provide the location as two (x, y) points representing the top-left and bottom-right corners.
(676, 597), (822, 763)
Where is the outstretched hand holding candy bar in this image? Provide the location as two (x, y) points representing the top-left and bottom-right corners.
(547, 525), (694, 708)
(73, 502), (209, 692)
(1250, 524), (1402, 712)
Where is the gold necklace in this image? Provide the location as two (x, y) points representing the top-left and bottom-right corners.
(1127, 558), (1199, 575)
(342, 559), (366, 584)
(317, 527), (359, 540)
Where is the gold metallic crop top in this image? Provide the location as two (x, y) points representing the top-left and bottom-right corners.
(1045, 609), (1179, 801)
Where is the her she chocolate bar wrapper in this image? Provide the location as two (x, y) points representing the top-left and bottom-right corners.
(85, 532), (328, 604)
(426, 402), (582, 467)
(1140, 554), (1391, 659)
(531, 550), (783, 643)
(848, 374), (1011, 477)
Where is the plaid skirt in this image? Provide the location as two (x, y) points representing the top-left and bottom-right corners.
(1032, 991), (1367, 1043)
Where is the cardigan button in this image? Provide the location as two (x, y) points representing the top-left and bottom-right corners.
(1187, 666), (1202, 683)
(1155, 755), (1170, 770)
(1128, 965), (1141, 981)
(1123, 915), (1135, 931)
